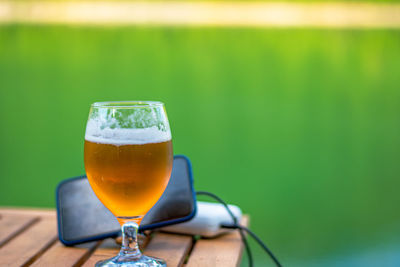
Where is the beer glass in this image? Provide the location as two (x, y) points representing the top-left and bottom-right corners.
(84, 101), (173, 267)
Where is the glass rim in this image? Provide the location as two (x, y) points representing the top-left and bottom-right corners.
(91, 101), (165, 108)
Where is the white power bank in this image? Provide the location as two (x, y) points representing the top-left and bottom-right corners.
(161, 201), (242, 238)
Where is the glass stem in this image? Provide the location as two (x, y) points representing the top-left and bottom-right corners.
(118, 221), (142, 260)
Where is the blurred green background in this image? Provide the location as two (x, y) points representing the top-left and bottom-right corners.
(1, 22), (400, 266)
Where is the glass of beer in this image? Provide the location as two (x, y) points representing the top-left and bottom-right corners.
(84, 101), (173, 267)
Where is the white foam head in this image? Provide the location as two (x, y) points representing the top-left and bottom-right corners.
(85, 120), (171, 145)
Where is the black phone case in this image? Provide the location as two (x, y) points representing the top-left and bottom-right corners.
(56, 155), (196, 246)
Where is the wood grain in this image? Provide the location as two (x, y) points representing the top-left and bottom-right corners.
(0, 213), (39, 247)
(82, 231), (192, 267)
(0, 217), (57, 266)
(0, 208), (248, 267)
(185, 216), (249, 267)
(30, 241), (99, 267)
(144, 232), (193, 267)
(82, 231), (152, 267)
(0, 207), (55, 218)
(81, 238), (121, 267)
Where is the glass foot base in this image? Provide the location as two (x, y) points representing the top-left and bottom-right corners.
(95, 255), (166, 267)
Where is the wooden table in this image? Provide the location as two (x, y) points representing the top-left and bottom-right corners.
(0, 208), (248, 267)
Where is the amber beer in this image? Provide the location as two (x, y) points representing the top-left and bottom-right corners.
(84, 139), (173, 223)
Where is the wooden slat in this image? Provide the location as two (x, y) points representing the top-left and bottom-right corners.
(30, 241), (99, 267)
(0, 213), (39, 247)
(83, 232), (192, 267)
(0, 217), (57, 266)
(0, 207), (55, 218)
(185, 216), (249, 267)
(81, 247), (117, 267)
(0, 207), (250, 267)
(144, 232), (192, 267)
(81, 233), (152, 267)
(81, 238), (120, 267)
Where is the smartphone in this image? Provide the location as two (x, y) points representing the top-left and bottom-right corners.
(56, 155), (196, 246)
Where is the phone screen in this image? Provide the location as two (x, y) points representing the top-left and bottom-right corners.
(56, 155), (196, 245)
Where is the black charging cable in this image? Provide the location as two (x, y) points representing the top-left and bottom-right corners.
(196, 191), (282, 267)
(196, 191), (253, 266)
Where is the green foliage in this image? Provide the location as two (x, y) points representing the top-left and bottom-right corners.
(0, 25), (399, 265)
